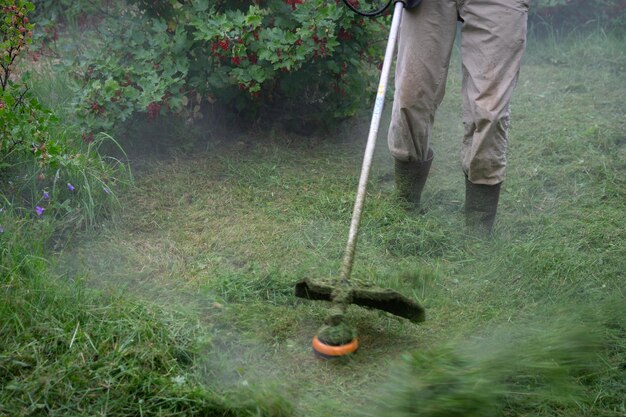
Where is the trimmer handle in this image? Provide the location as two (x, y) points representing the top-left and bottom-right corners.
(395, 0), (422, 9)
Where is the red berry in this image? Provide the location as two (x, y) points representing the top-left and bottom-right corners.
(338, 28), (352, 41)
(147, 102), (161, 120)
(283, 0), (303, 10)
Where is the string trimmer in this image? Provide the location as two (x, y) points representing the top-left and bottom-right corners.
(295, 0), (425, 358)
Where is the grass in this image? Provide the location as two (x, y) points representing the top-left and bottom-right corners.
(0, 210), (294, 416)
(3, 28), (625, 416)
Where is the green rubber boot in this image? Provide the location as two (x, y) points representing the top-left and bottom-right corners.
(394, 149), (434, 211)
(464, 177), (502, 237)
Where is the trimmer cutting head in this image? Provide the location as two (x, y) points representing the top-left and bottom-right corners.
(312, 335), (359, 359)
(295, 278), (426, 323)
(312, 322), (359, 358)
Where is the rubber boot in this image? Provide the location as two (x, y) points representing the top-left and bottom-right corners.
(394, 149), (434, 210)
(464, 177), (501, 237)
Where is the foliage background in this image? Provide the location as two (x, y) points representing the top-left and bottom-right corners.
(29, 0), (389, 137)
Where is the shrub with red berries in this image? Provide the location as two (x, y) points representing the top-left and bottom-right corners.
(61, 0), (388, 134)
(1, 0), (86, 175)
(1, 0), (52, 164)
(1, 0), (34, 90)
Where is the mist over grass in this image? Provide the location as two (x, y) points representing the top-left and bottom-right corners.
(2, 24), (623, 417)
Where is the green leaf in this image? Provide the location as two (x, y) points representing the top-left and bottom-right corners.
(192, 0), (209, 12)
(104, 79), (119, 94)
(152, 19), (167, 33)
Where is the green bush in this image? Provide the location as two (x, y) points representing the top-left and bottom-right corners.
(1, 0), (43, 162)
(42, 0), (386, 134)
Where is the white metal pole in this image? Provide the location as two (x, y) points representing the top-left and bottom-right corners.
(338, 2), (404, 285)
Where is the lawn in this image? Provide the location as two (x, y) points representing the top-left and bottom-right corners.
(51, 27), (626, 416)
(51, 30), (626, 416)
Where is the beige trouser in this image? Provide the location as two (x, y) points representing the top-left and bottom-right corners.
(388, 0), (528, 185)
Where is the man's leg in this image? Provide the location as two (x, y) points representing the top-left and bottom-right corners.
(459, 0), (528, 234)
(388, 0), (458, 209)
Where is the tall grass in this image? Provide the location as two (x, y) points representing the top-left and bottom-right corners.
(0, 208), (293, 416)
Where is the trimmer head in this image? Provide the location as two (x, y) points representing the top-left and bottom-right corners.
(312, 335), (359, 359)
(294, 278), (425, 323)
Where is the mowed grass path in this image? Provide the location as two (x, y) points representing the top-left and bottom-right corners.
(59, 33), (625, 416)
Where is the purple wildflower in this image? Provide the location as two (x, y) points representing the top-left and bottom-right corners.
(103, 186), (110, 195)
(36, 206), (44, 216)
(43, 191), (50, 200)
(67, 183), (75, 192)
